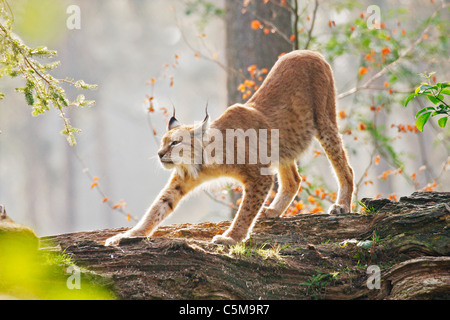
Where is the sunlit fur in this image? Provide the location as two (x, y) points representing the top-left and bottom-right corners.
(105, 50), (355, 247)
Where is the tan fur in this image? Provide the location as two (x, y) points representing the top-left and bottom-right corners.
(105, 50), (354, 246)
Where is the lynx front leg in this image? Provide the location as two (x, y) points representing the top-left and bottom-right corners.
(212, 175), (273, 245)
(105, 172), (198, 246)
(260, 162), (301, 218)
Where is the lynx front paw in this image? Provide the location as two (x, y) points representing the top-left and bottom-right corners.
(328, 204), (348, 215)
(211, 234), (238, 246)
(104, 230), (145, 246)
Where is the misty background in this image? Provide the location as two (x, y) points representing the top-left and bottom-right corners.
(0, 0), (448, 236)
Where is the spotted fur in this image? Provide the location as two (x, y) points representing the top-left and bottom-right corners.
(105, 50), (354, 246)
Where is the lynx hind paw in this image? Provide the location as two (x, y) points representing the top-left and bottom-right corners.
(104, 233), (126, 246)
(211, 234), (238, 246)
(328, 204), (348, 215)
(259, 207), (281, 219)
(104, 230), (138, 246)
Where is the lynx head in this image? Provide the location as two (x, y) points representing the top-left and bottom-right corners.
(157, 106), (209, 178)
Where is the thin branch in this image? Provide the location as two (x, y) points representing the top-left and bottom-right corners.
(171, 6), (246, 81)
(203, 190), (237, 212)
(292, 0), (299, 50)
(72, 147), (139, 222)
(304, 0), (319, 49)
(337, 2), (449, 100)
(247, 10), (293, 46)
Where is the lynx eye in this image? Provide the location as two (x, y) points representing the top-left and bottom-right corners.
(170, 140), (181, 147)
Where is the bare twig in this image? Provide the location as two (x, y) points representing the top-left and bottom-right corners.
(72, 147), (139, 222)
(171, 6), (246, 81)
(247, 10), (293, 46)
(304, 0), (319, 50)
(337, 2), (449, 100)
(203, 190), (237, 212)
(292, 0), (299, 50)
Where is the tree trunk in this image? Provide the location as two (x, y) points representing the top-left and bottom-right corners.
(224, 0), (293, 217)
(41, 191), (450, 300)
(225, 0), (293, 106)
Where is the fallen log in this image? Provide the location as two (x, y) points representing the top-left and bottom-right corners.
(40, 191), (450, 300)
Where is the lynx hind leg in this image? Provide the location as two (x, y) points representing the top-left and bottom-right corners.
(316, 110), (353, 214)
(260, 162), (301, 218)
(315, 122), (354, 215)
(212, 175), (273, 245)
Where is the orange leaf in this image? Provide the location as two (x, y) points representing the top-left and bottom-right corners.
(113, 199), (127, 210)
(380, 169), (392, 180)
(381, 47), (391, 57)
(338, 110), (347, 119)
(388, 194), (398, 201)
(375, 155), (380, 165)
(247, 64), (257, 74)
(307, 195), (316, 204)
(102, 197), (109, 203)
(311, 207), (323, 213)
(91, 182), (98, 189)
(251, 20), (261, 30)
(359, 66), (368, 76)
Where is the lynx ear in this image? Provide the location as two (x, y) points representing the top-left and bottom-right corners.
(168, 106), (181, 131)
(195, 103), (209, 135)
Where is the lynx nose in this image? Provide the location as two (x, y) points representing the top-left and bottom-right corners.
(158, 150), (165, 159)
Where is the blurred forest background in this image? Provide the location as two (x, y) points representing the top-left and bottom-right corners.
(0, 0), (448, 237)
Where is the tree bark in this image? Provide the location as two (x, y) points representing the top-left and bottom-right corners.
(41, 191), (450, 300)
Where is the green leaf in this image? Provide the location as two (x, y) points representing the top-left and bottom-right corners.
(404, 93), (417, 106)
(427, 94), (440, 105)
(416, 107), (435, 118)
(440, 88), (450, 95)
(416, 112), (431, 132)
(438, 117), (448, 128)
(419, 84), (432, 92)
(24, 91), (34, 106)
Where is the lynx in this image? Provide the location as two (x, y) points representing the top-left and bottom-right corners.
(105, 50), (354, 246)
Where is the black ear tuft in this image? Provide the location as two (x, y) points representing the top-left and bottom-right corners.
(168, 116), (181, 131)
